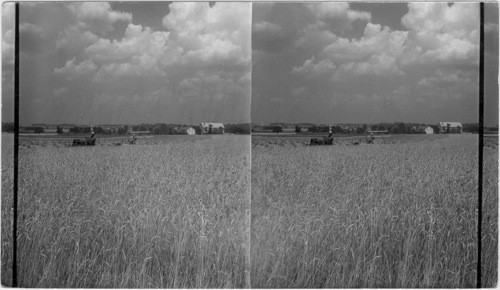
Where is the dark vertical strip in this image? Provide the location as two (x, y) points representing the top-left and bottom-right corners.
(477, 2), (484, 288)
(13, 1), (19, 287)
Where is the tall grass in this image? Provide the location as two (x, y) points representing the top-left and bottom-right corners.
(2, 135), (250, 287)
(252, 134), (481, 287)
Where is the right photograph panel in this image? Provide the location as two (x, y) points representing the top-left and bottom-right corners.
(251, 2), (497, 288)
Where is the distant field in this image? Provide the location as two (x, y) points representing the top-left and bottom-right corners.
(16, 134), (212, 148)
(252, 134), (447, 148)
(2, 134), (250, 287)
(251, 134), (496, 287)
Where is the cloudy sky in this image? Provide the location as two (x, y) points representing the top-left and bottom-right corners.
(252, 2), (499, 126)
(2, 2), (251, 125)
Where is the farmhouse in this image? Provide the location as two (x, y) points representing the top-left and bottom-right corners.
(438, 122), (462, 133)
(174, 126), (196, 135)
(200, 123), (224, 134)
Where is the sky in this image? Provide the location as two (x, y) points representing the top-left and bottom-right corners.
(252, 2), (499, 126)
(1, 2), (498, 126)
(2, 2), (251, 125)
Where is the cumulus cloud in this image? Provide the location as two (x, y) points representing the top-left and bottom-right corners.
(54, 58), (97, 80)
(402, 3), (479, 65)
(162, 2), (250, 65)
(47, 2), (251, 123)
(293, 3), (479, 82)
(67, 2), (132, 35)
(56, 25), (99, 55)
(417, 69), (472, 88)
(292, 57), (336, 79)
(84, 23), (171, 79)
(306, 2), (371, 32)
(254, 21), (282, 34)
(295, 22), (407, 81)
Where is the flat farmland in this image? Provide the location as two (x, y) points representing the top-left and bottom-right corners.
(2, 134), (250, 287)
(251, 134), (496, 287)
(252, 133), (448, 148)
(17, 134), (213, 148)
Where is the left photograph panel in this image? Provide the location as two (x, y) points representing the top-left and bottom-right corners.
(1, 2), (251, 287)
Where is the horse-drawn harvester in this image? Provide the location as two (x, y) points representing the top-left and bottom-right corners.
(72, 137), (96, 146)
(309, 136), (334, 145)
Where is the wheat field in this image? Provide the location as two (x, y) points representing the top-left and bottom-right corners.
(1, 133), (496, 287)
(251, 134), (495, 287)
(2, 134), (250, 287)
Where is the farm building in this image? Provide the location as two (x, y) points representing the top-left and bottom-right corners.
(174, 126), (196, 135)
(200, 123), (224, 134)
(438, 122), (462, 133)
(412, 125), (434, 134)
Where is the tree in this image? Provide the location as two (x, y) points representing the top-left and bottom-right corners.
(117, 126), (128, 135)
(446, 123), (451, 133)
(34, 127), (44, 134)
(430, 125), (440, 134)
(2, 122), (15, 133)
(273, 126), (283, 134)
(57, 126), (63, 134)
(308, 126), (317, 133)
(93, 127), (106, 134)
(295, 125), (300, 133)
(332, 126), (342, 134)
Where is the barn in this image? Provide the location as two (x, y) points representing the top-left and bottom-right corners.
(174, 126), (196, 135)
(200, 123), (224, 134)
(438, 122), (462, 133)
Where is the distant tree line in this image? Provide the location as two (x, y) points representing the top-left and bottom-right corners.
(298, 122), (482, 135)
(2, 122), (15, 133)
(2, 122), (485, 135)
(307, 125), (367, 134)
(224, 124), (251, 134)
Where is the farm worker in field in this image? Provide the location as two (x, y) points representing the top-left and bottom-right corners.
(90, 131), (95, 139)
(130, 133), (137, 145)
(327, 127), (333, 142)
(367, 132), (374, 144)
